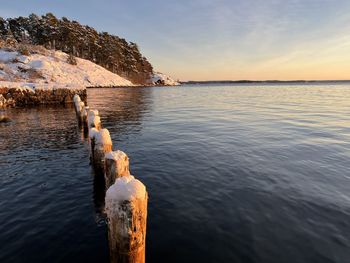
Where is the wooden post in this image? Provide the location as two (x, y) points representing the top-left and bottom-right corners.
(73, 95), (81, 114)
(78, 101), (85, 121)
(105, 175), (148, 263)
(88, 109), (99, 120)
(89, 127), (99, 162)
(82, 105), (90, 125)
(87, 110), (100, 156)
(73, 94), (85, 122)
(105, 150), (130, 190)
(73, 94), (80, 105)
(88, 110), (101, 131)
(92, 128), (112, 172)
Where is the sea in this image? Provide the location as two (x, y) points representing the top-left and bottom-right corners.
(1, 83), (350, 262)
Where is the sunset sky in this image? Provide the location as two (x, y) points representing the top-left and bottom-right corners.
(1, 0), (350, 81)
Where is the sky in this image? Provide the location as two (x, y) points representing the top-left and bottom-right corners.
(1, 0), (350, 81)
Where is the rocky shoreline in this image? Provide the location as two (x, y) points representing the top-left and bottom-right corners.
(0, 87), (87, 108)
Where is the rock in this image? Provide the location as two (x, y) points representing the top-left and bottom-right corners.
(0, 87), (87, 107)
(0, 115), (11, 123)
(5, 93), (12, 100)
(0, 94), (6, 108)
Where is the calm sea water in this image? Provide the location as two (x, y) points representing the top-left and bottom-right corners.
(1, 84), (350, 263)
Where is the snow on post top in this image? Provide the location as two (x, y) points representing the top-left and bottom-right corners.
(105, 150), (128, 161)
(88, 113), (100, 129)
(106, 175), (146, 202)
(79, 101), (85, 111)
(88, 109), (99, 120)
(83, 106), (89, 117)
(105, 150), (130, 177)
(89, 127), (99, 139)
(73, 94), (81, 103)
(95, 128), (112, 146)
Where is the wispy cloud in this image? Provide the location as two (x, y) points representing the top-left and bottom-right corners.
(2, 0), (350, 80)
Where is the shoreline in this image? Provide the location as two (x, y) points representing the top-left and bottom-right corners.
(182, 80), (350, 85)
(0, 83), (180, 108)
(0, 86), (87, 108)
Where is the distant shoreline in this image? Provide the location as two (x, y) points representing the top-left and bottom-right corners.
(181, 80), (350, 85)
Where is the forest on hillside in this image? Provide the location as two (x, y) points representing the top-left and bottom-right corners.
(0, 13), (153, 84)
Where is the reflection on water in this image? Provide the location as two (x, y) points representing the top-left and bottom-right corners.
(86, 88), (153, 226)
(87, 87), (153, 138)
(1, 84), (350, 263)
(93, 170), (107, 226)
(0, 104), (109, 263)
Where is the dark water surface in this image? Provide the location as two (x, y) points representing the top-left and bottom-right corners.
(1, 84), (350, 263)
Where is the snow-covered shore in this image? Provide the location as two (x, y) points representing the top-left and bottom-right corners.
(0, 86), (87, 108)
(0, 47), (180, 107)
(151, 72), (180, 86)
(0, 48), (134, 91)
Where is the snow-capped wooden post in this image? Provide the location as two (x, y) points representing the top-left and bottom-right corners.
(105, 150), (130, 190)
(78, 101), (85, 120)
(88, 109), (101, 131)
(82, 105), (90, 125)
(73, 94), (85, 122)
(105, 175), (148, 263)
(73, 94), (81, 110)
(89, 127), (99, 162)
(93, 128), (112, 172)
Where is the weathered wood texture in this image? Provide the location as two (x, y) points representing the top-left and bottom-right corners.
(105, 151), (130, 190)
(106, 177), (148, 263)
(92, 129), (112, 173)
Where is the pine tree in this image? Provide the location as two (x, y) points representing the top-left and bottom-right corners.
(0, 17), (7, 38)
(0, 13), (154, 84)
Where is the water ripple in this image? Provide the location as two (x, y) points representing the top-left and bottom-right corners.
(1, 84), (350, 262)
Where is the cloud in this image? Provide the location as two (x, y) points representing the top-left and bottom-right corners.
(2, 0), (350, 80)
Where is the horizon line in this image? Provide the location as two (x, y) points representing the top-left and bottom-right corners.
(181, 79), (350, 83)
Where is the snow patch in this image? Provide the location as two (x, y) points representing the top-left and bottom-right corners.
(82, 106), (89, 118)
(88, 109), (99, 117)
(89, 127), (99, 139)
(90, 115), (101, 129)
(105, 150), (128, 161)
(105, 150), (130, 178)
(0, 81), (36, 92)
(0, 81), (85, 92)
(88, 110), (100, 128)
(78, 101), (85, 112)
(73, 94), (81, 103)
(106, 175), (146, 202)
(151, 72), (180, 86)
(17, 55), (30, 64)
(0, 48), (134, 90)
(29, 60), (47, 69)
(0, 50), (18, 63)
(95, 128), (112, 146)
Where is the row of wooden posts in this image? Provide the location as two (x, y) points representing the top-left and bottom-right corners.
(73, 94), (148, 263)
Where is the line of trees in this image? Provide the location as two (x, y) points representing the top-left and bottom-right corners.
(0, 13), (153, 84)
